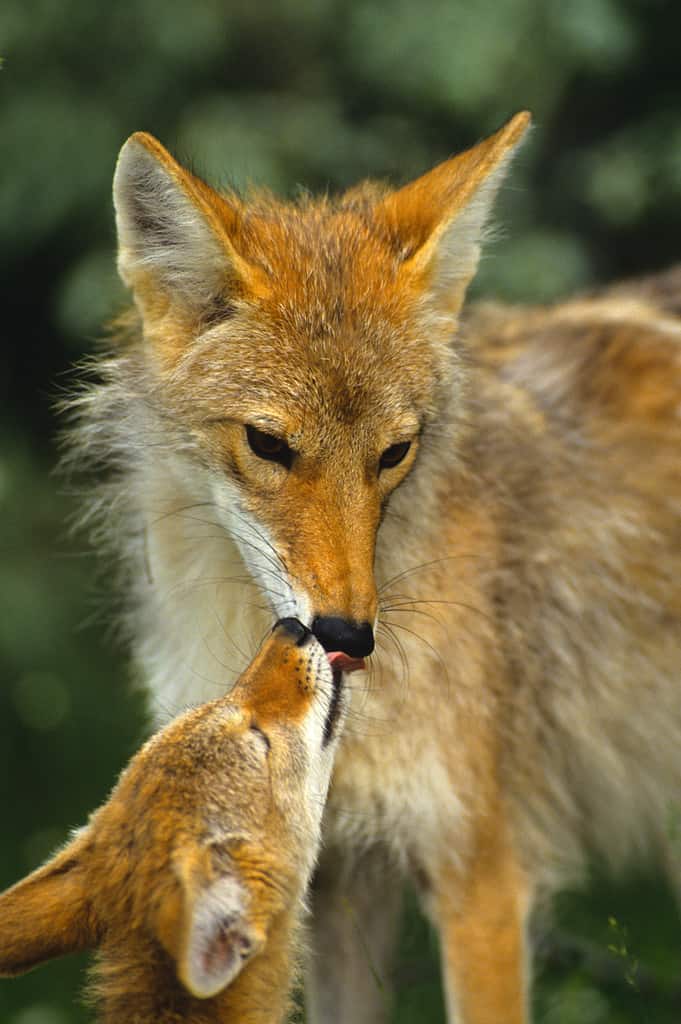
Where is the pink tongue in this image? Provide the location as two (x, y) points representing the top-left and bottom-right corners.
(327, 651), (366, 674)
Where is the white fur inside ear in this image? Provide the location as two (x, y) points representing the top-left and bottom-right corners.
(426, 155), (513, 301)
(181, 875), (261, 999)
(113, 137), (227, 304)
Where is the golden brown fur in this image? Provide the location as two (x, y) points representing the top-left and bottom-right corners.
(64, 114), (681, 1023)
(0, 622), (346, 1023)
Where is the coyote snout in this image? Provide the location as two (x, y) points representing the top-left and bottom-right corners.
(310, 615), (375, 658)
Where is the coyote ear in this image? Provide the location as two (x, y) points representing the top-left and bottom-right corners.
(0, 833), (96, 977)
(178, 872), (264, 999)
(377, 111), (531, 314)
(113, 132), (267, 313)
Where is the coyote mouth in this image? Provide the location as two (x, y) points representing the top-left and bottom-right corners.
(322, 653), (365, 747)
(326, 651), (366, 673)
(322, 668), (344, 748)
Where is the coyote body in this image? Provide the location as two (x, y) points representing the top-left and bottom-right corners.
(71, 114), (681, 1023)
(0, 621), (346, 1023)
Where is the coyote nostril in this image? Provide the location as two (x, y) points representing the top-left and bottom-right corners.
(311, 616), (375, 658)
(274, 617), (311, 646)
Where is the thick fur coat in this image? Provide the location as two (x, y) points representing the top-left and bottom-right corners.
(66, 114), (681, 1023)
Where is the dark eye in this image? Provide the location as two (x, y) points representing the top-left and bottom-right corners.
(379, 441), (411, 471)
(245, 425), (293, 469)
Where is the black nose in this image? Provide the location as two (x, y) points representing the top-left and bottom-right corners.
(274, 618), (311, 646)
(311, 616), (374, 657)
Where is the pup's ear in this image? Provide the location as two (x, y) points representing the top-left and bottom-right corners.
(0, 832), (97, 977)
(159, 843), (264, 1000)
(179, 873), (264, 999)
(376, 111), (531, 315)
(113, 132), (268, 315)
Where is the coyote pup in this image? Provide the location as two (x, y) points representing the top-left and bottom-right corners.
(70, 111), (681, 1023)
(0, 620), (346, 1023)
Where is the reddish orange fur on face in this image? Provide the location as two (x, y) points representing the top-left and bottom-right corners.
(113, 119), (530, 634)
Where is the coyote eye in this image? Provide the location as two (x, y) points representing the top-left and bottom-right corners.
(379, 441), (411, 471)
(245, 425), (293, 469)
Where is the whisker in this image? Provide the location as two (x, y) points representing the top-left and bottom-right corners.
(153, 500), (292, 586)
(148, 500), (222, 530)
(381, 596), (492, 624)
(378, 553), (485, 596)
(380, 602), (444, 630)
(380, 617), (450, 691)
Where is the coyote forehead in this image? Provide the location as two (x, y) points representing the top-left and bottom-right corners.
(114, 117), (529, 428)
(151, 200), (458, 447)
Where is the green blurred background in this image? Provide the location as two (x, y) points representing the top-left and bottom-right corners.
(2, 1), (681, 1021)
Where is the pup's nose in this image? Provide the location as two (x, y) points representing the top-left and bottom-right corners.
(311, 616), (375, 658)
(274, 617), (312, 646)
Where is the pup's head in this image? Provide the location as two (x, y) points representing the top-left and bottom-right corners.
(0, 620), (344, 1000)
(112, 114), (531, 657)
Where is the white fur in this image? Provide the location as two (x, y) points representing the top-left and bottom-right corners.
(113, 137), (227, 305)
(304, 643), (345, 818)
(426, 156), (514, 301)
(209, 477), (305, 623)
(136, 458), (271, 717)
(182, 874), (257, 999)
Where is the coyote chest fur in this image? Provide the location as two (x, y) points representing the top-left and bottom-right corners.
(74, 112), (681, 1023)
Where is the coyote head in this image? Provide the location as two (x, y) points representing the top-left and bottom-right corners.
(110, 114), (529, 659)
(0, 620), (346, 1006)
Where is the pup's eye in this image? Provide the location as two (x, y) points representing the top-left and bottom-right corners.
(379, 441), (411, 471)
(245, 425), (293, 469)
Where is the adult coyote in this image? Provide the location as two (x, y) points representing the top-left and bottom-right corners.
(70, 110), (681, 1022)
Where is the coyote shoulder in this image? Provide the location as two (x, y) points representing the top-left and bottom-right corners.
(67, 111), (681, 1023)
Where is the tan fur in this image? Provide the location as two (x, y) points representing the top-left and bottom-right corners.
(0, 623), (346, 1023)
(64, 115), (681, 1022)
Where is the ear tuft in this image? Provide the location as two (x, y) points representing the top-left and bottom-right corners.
(113, 132), (234, 309)
(179, 875), (263, 999)
(377, 111), (532, 314)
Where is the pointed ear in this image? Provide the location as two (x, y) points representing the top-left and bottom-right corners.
(158, 843), (265, 1000)
(177, 872), (264, 999)
(0, 833), (97, 977)
(113, 132), (268, 314)
(376, 111), (531, 314)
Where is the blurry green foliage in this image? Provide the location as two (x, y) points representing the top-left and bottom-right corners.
(0, 441), (146, 1024)
(2, 1), (681, 1021)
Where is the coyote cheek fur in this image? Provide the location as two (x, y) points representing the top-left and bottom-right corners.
(70, 109), (681, 1023)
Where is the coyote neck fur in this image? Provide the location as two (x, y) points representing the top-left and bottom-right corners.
(135, 458), (273, 714)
